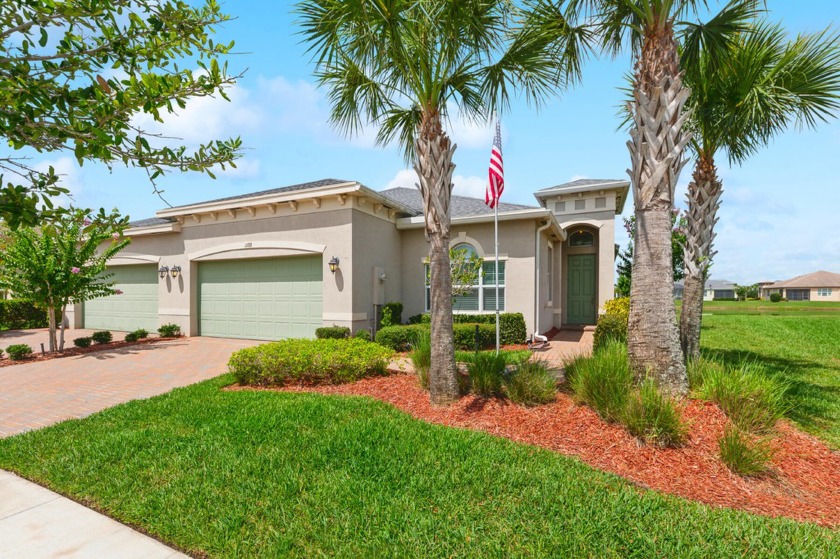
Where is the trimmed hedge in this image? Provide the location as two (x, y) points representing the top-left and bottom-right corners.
(91, 330), (113, 345)
(6, 344), (33, 361)
(415, 312), (527, 345)
(73, 337), (93, 348)
(353, 329), (371, 341)
(0, 300), (48, 330)
(380, 302), (403, 328)
(228, 338), (393, 386)
(158, 323), (181, 337)
(316, 326), (350, 339)
(769, 293), (782, 303)
(375, 323), (497, 351)
(124, 332), (140, 343)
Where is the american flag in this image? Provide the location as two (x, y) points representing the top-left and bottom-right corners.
(486, 119), (504, 208)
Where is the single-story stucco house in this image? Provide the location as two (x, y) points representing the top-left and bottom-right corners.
(66, 177), (628, 341)
(703, 279), (737, 301)
(759, 271), (840, 301)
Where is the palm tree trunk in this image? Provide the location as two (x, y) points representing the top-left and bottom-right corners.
(626, 21), (691, 396)
(414, 109), (459, 405)
(680, 156), (722, 360)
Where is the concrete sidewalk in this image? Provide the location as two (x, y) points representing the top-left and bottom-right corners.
(0, 470), (188, 559)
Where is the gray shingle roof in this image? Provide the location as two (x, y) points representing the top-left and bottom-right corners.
(536, 179), (626, 192)
(378, 187), (535, 218)
(168, 178), (354, 209)
(128, 217), (176, 228)
(705, 279), (737, 290)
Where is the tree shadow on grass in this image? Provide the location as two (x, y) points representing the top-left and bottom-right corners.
(701, 347), (840, 442)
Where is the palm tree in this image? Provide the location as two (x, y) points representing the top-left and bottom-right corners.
(296, 0), (587, 404)
(571, 0), (727, 395)
(679, 21), (840, 359)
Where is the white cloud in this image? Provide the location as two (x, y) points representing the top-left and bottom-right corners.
(212, 158), (261, 179)
(383, 168), (487, 199)
(132, 80), (263, 149)
(34, 156), (82, 207)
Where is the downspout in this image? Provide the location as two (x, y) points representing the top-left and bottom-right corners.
(534, 219), (551, 339)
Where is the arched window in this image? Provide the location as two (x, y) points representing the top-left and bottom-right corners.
(570, 230), (594, 247)
(452, 243), (479, 261)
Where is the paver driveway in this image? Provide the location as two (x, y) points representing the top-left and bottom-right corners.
(0, 335), (257, 437)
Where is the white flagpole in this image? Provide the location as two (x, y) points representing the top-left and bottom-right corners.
(494, 180), (500, 355)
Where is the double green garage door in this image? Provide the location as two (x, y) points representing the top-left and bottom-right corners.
(83, 256), (323, 340)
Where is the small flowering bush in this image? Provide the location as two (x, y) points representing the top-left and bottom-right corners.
(228, 338), (393, 386)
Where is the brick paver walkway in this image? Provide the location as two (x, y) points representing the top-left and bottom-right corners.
(534, 328), (594, 370)
(0, 335), (256, 438)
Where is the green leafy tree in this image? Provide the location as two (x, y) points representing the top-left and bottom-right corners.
(297, 0), (587, 404)
(0, 0), (243, 228)
(679, 19), (840, 358)
(615, 211), (686, 297)
(450, 247), (484, 301)
(0, 209), (129, 352)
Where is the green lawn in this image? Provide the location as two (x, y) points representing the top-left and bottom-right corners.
(688, 300), (840, 316)
(0, 376), (836, 558)
(700, 313), (840, 448)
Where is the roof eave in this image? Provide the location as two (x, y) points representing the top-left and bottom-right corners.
(125, 222), (182, 236)
(396, 208), (567, 240)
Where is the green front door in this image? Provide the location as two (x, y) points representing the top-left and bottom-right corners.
(198, 256), (323, 340)
(567, 254), (596, 325)
(83, 265), (159, 331)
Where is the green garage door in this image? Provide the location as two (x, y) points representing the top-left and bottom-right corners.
(198, 256), (323, 340)
(83, 265), (159, 331)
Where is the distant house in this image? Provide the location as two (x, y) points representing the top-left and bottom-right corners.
(704, 279), (737, 301)
(759, 271), (840, 301)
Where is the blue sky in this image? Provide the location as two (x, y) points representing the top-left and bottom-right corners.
(40, 1), (840, 284)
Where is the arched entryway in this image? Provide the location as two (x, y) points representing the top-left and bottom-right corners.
(565, 227), (598, 325)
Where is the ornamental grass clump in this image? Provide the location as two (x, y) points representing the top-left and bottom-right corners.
(568, 340), (633, 422)
(228, 338), (393, 386)
(504, 360), (557, 407)
(699, 362), (788, 434)
(409, 329), (431, 390)
(719, 425), (773, 477)
(622, 378), (688, 448)
(468, 352), (507, 397)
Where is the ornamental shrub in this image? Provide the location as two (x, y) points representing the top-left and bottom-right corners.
(158, 323), (181, 337)
(593, 314), (628, 352)
(228, 338), (393, 386)
(453, 323), (496, 351)
(375, 325), (428, 351)
(416, 312), (526, 345)
(353, 329), (371, 341)
(406, 313), (424, 325)
(0, 300), (48, 330)
(6, 344), (33, 361)
(604, 297), (630, 321)
(124, 332), (139, 343)
(73, 337), (93, 348)
(769, 293), (782, 302)
(132, 329), (149, 339)
(91, 330), (113, 344)
(380, 302), (403, 328)
(315, 326), (350, 339)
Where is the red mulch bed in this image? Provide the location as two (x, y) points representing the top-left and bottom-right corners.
(232, 373), (840, 527)
(0, 336), (174, 367)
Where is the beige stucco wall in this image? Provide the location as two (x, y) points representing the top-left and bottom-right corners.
(810, 287), (840, 301)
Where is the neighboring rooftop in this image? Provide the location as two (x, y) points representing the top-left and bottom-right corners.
(705, 279), (737, 290)
(766, 271), (840, 289)
(128, 217), (176, 228)
(535, 179), (628, 194)
(379, 187), (536, 218)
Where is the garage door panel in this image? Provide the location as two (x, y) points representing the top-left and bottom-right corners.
(198, 256), (322, 341)
(84, 265), (158, 332)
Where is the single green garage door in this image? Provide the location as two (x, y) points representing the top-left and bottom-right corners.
(198, 256), (323, 340)
(83, 265), (159, 331)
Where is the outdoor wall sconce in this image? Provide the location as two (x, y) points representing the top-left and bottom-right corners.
(328, 256), (340, 274)
(158, 265), (169, 279)
(170, 265), (182, 279)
